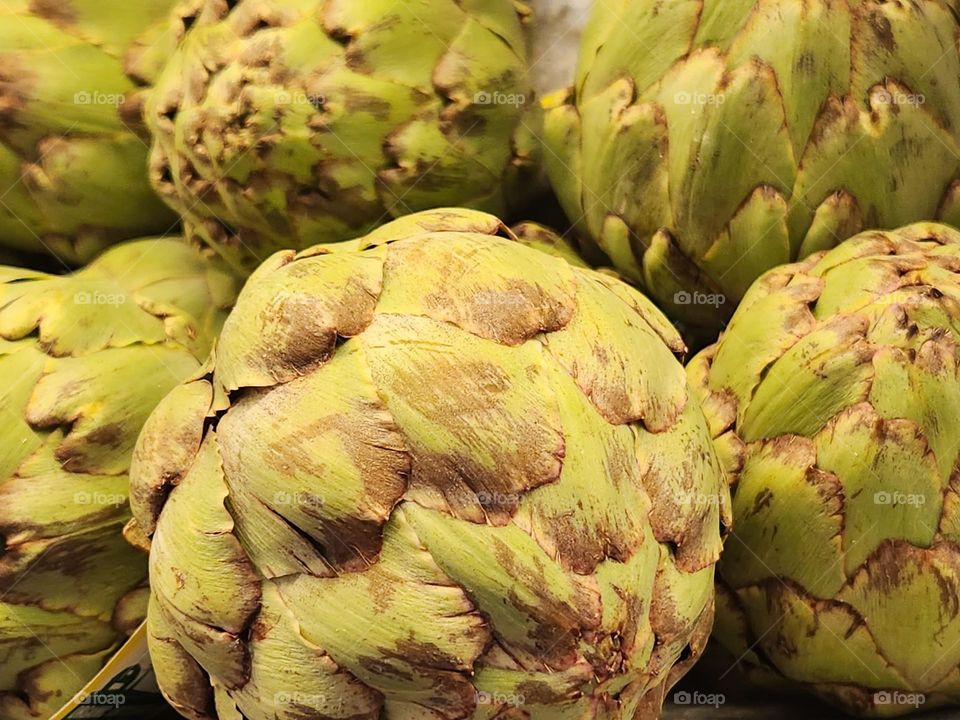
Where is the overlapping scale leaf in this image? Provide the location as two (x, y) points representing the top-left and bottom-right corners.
(375, 234), (577, 346)
(359, 313), (565, 527)
(215, 250), (383, 391)
(217, 343), (409, 571)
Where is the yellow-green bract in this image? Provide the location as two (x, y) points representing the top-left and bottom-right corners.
(129, 208), (730, 720)
(0, 0), (179, 264)
(0, 239), (236, 720)
(689, 223), (960, 717)
(146, 0), (541, 273)
(544, 0), (960, 330)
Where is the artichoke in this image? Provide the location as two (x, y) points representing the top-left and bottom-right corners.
(0, 0), (180, 264)
(146, 0), (540, 273)
(0, 239), (236, 719)
(543, 0), (960, 330)
(128, 208), (729, 720)
(688, 223), (960, 717)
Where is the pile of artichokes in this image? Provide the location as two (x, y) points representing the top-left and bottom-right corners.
(1, 1), (959, 719)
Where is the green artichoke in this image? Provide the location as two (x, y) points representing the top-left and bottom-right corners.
(0, 0), (180, 264)
(0, 239), (236, 720)
(128, 208), (729, 720)
(544, 0), (960, 330)
(688, 223), (960, 717)
(146, 0), (540, 273)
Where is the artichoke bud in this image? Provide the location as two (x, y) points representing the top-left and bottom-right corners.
(692, 223), (960, 717)
(130, 208), (729, 720)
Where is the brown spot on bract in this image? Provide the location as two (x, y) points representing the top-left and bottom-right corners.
(514, 678), (571, 705)
(362, 315), (566, 527)
(808, 96), (857, 147)
(340, 88), (391, 119)
(378, 236), (577, 346)
(526, 617), (580, 672)
(856, 541), (960, 622)
(915, 337), (951, 375)
(85, 422), (125, 449)
(864, 9), (895, 52)
(265, 276), (378, 377)
(0, 61), (33, 132)
(409, 451), (529, 526)
(222, 379), (408, 573)
(794, 51), (816, 75)
(440, 104), (488, 139)
(307, 515), (386, 573)
(356, 655), (413, 683)
(751, 487), (773, 516)
(392, 637), (468, 673)
(487, 540), (600, 671)
(357, 644), (481, 717)
(28, 0), (76, 25)
(282, 704), (332, 720)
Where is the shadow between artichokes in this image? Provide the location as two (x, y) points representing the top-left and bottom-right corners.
(128, 208), (731, 720)
(543, 0), (960, 332)
(688, 223), (960, 717)
(0, 239), (237, 720)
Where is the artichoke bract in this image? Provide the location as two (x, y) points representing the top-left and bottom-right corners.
(0, 0), (179, 264)
(146, 0), (540, 273)
(688, 223), (960, 717)
(544, 0), (960, 330)
(0, 240), (236, 720)
(129, 208), (730, 720)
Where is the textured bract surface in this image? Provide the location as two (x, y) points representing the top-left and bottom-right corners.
(544, 0), (960, 329)
(147, 0), (540, 272)
(688, 223), (960, 717)
(0, 0), (178, 263)
(0, 240), (236, 720)
(130, 208), (730, 720)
